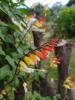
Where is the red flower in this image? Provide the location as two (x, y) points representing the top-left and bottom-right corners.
(44, 46), (53, 52)
(40, 49), (48, 59)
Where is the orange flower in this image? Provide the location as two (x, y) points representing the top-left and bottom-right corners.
(33, 20), (43, 27)
(51, 56), (61, 64)
(72, 80), (75, 85)
(38, 16), (46, 24)
(29, 53), (38, 64)
(34, 50), (45, 59)
(43, 25), (49, 31)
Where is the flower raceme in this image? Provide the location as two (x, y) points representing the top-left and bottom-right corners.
(49, 56), (61, 68)
(26, 12), (36, 21)
(52, 56), (61, 64)
(19, 61), (35, 73)
(18, 38), (59, 73)
(64, 76), (75, 89)
(26, 13), (49, 30)
(38, 16), (46, 25)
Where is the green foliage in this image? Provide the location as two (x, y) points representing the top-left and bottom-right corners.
(25, 91), (60, 100)
(70, 48), (75, 79)
(67, 0), (75, 6)
(0, 0), (31, 99)
(7, 90), (15, 100)
(0, 65), (12, 80)
(25, 91), (49, 100)
(56, 7), (75, 38)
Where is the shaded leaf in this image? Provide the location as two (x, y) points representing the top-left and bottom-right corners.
(0, 65), (12, 80)
(0, 47), (5, 55)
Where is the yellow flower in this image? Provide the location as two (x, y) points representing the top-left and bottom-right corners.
(24, 56), (35, 65)
(19, 61), (35, 73)
(64, 84), (70, 89)
(19, 61), (27, 71)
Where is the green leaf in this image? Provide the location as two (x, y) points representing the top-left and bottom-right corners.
(8, 23), (19, 31)
(0, 30), (5, 40)
(5, 55), (16, 68)
(53, 94), (60, 100)
(0, 65), (12, 80)
(19, 8), (29, 14)
(0, 47), (5, 55)
(7, 90), (15, 100)
(10, 77), (19, 88)
(11, 52), (22, 60)
(0, 20), (8, 27)
(25, 91), (33, 99)
(17, 47), (23, 55)
(45, 96), (51, 100)
(0, 29), (14, 44)
(4, 34), (14, 44)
